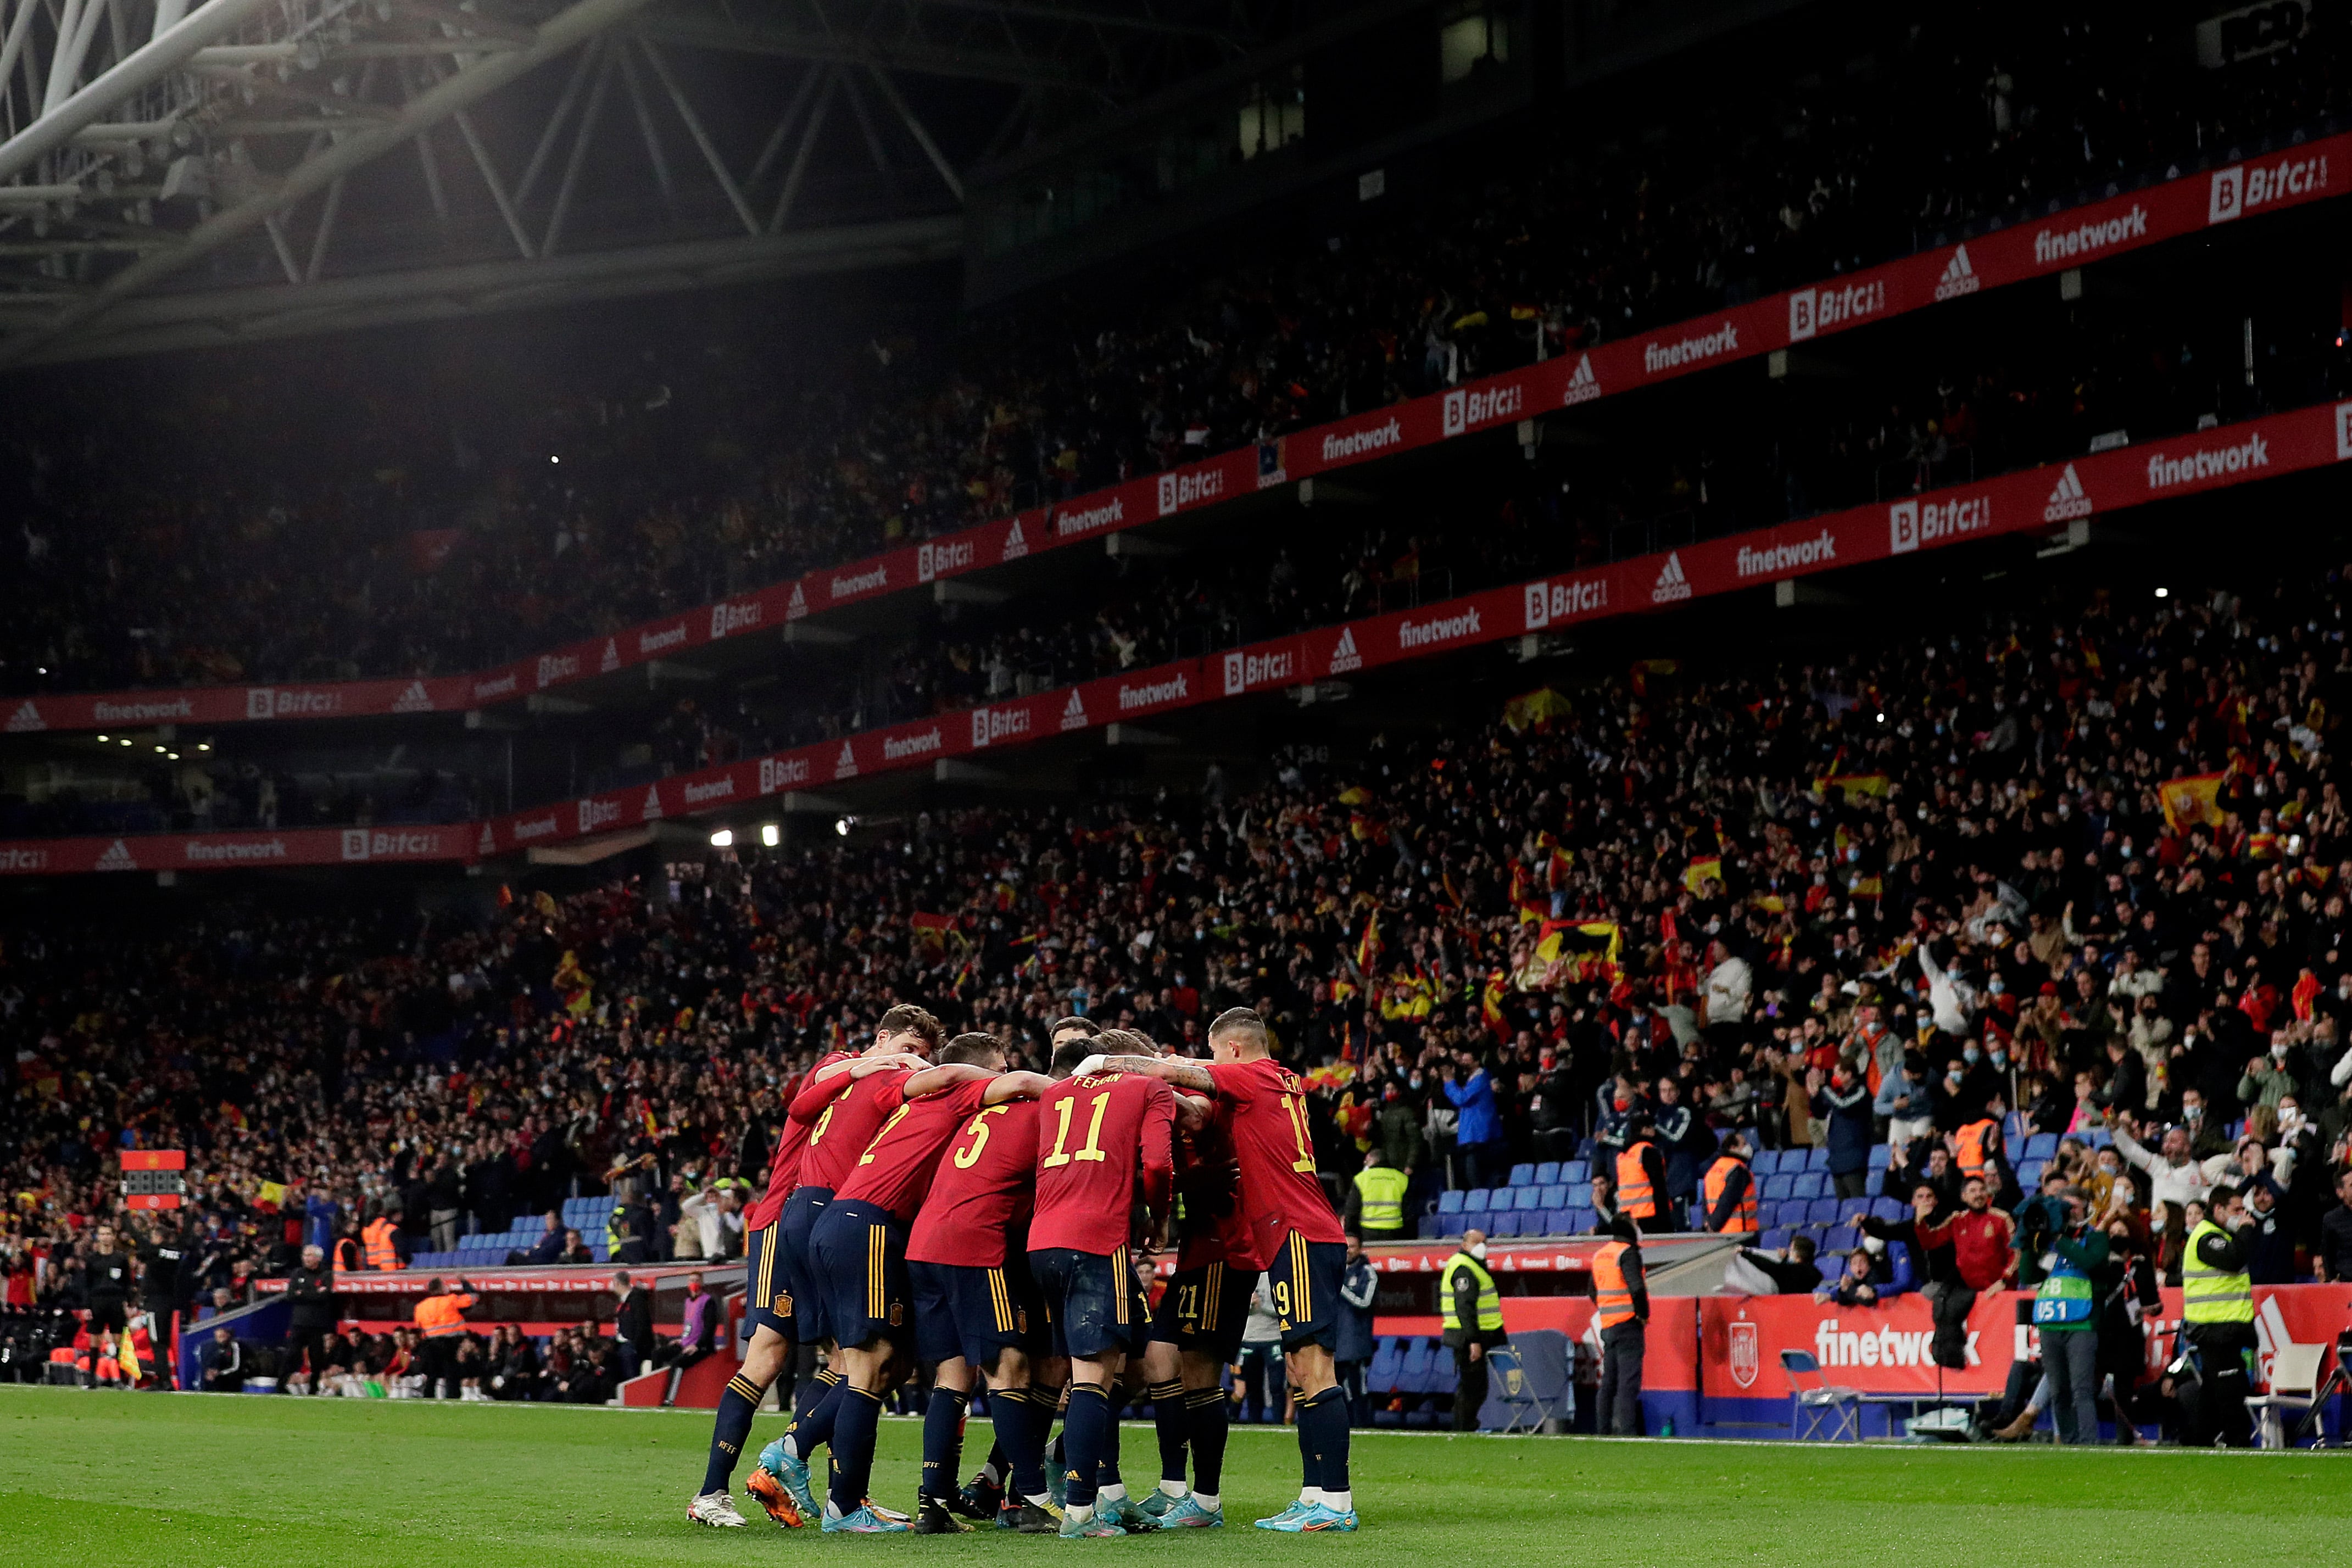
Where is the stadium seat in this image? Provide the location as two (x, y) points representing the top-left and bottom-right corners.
(1509, 1163), (1536, 1188)
(1752, 1150), (1781, 1174)
(1534, 1161), (1560, 1186)
(1824, 1224), (1857, 1254)
(1567, 1208), (1595, 1234)
(1538, 1183), (1568, 1209)
(1805, 1198), (1841, 1226)
(1464, 1187), (1490, 1211)
(1790, 1171), (1826, 1200)
(1537, 1209), (1568, 1236)
(2018, 1159), (2045, 1188)
(1565, 1182), (1590, 1209)
(1437, 1189), (1465, 1215)
(1871, 1197), (1908, 1223)
(2024, 1132), (2059, 1161)
(1515, 1186), (1543, 1212)
(1866, 1143), (1891, 1168)
(1368, 1338), (1402, 1393)
(1804, 1148), (1830, 1172)
(1761, 1174), (1794, 1202)
(1396, 1338), (1433, 1393)
(1761, 1225), (1793, 1252)
(1461, 1209), (1491, 1236)
(1560, 1159), (1589, 1184)
(1418, 1215), (1440, 1240)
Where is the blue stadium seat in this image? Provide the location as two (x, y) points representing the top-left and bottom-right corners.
(1565, 1182), (1590, 1210)
(1867, 1143), (1891, 1168)
(1418, 1215), (1440, 1240)
(1437, 1189), (1465, 1215)
(1516, 1186), (1544, 1212)
(1509, 1163), (1536, 1188)
(1368, 1338), (1402, 1393)
(1396, 1338), (1434, 1393)
(1761, 1225), (1793, 1252)
(2003, 1112), (2028, 1141)
(1788, 1171), (1824, 1201)
(1752, 1150), (1782, 1175)
(1537, 1210), (1568, 1236)
(1804, 1148), (1831, 1172)
(1560, 1159), (1589, 1184)
(1761, 1173), (1794, 1202)
(2024, 1132), (2059, 1161)
(1538, 1183), (1568, 1209)
(2018, 1159), (2046, 1188)
(1824, 1224), (1857, 1254)
(1461, 1210), (1491, 1236)
(1805, 1198), (1841, 1226)
(1567, 1207), (1595, 1234)
(2086, 1128), (2113, 1149)
(1464, 1187), (1491, 1211)
(1871, 1197), (1908, 1223)
(1534, 1162), (1561, 1186)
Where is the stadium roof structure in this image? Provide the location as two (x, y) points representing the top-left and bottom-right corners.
(0, 0), (1274, 365)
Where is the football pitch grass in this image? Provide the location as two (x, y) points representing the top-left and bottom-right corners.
(3, 1385), (2347, 1566)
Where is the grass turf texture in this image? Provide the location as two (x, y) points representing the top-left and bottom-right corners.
(3, 1385), (2347, 1565)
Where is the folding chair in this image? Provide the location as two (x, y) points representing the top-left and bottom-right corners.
(1780, 1349), (1860, 1442)
(2245, 1341), (2329, 1449)
(1482, 1344), (1561, 1435)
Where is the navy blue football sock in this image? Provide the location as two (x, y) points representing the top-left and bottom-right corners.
(1061, 1383), (1113, 1513)
(784, 1373), (843, 1461)
(827, 1386), (884, 1516)
(991, 1387), (1046, 1500)
(1148, 1378), (1189, 1486)
(1099, 1383), (1127, 1487)
(920, 1384), (970, 1502)
(699, 1371), (765, 1496)
(792, 1365), (839, 1423)
(1296, 1385), (1350, 1497)
(1183, 1386), (1230, 1496)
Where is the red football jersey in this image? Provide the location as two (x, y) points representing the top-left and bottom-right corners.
(794, 1066), (916, 1193)
(833, 1079), (993, 1225)
(1204, 1057), (1345, 1259)
(745, 1050), (854, 1230)
(1027, 1072), (1175, 1255)
(1173, 1116), (1262, 1272)
(906, 1097), (1043, 1268)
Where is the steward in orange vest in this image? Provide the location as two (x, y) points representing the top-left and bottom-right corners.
(1591, 1215), (1650, 1436)
(1701, 1133), (1758, 1234)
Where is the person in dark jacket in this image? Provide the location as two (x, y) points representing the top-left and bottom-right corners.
(1813, 1064), (1875, 1199)
(2241, 1180), (2297, 1284)
(610, 1270), (653, 1381)
(509, 1210), (566, 1266)
(490, 1324), (543, 1401)
(2179, 1187), (2261, 1447)
(1335, 1238), (1378, 1426)
(282, 1245), (338, 1394)
(199, 1326), (244, 1392)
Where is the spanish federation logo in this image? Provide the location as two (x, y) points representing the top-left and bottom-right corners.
(1060, 688), (1088, 732)
(1651, 553), (1692, 604)
(1728, 1317), (1760, 1388)
(2043, 463), (2093, 522)
(94, 838), (137, 872)
(1327, 627), (1361, 674)
(834, 742), (859, 780)
(1933, 244), (1980, 300)
(4, 700), (44, 733)
(1562, 353), (1600, 406)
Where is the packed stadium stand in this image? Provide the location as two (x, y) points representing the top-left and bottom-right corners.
(6, 0), (2352, 1452)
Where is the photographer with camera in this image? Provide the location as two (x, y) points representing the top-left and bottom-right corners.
(2028, 1185), (2109, 1444)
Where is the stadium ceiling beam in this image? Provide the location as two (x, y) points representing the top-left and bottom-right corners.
(0, 0), (660, 369)
(0, 215), (962, 364)
(626, 12), (1082, 90)
(909, 0), (1246, 44)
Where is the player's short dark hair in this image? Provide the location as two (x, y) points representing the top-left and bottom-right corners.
(1207, 1007), (1268, 1051)
(1050, 1015), (1101, 1039)
(1050, 1040), (1099, 1078)
(878, 1002), (946, 1048)
(941, 1032), (1004, 1067)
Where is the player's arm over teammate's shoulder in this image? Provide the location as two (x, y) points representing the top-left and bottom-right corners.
(898, 1059), (1052, 1104)
(1080, 1051), (1215, 1093)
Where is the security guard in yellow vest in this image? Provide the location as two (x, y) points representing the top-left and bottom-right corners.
(1439, 1228), (1508, 1431)
(2180, 1185), (2259, 1447)
(1346, 1150), (1411, 1245)
(363, 1206), (405, 1271)
(1592, 1214), (1649, 1435)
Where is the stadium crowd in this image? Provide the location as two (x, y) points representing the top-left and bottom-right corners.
(5, 5), (2348, 700)
(9, 556), (2352, 1416)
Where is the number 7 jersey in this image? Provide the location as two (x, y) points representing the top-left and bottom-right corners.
(1205, 1057), (1346, 1260)
(1027, 1070), (1175, 1255)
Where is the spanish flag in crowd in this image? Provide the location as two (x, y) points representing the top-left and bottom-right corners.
(1683, 856), (1723, 895)
(553, 949), (593, 1016)
(2160, 772), (2226, 832)
(1816, 772), (1890, 798)
(1355, 911), (1381, 975)
(533, 890), (559, 918)
(1481, 970), (1510, 1040)
(1515, 920), (1624, 991)
(1502, 685), (1574, 733)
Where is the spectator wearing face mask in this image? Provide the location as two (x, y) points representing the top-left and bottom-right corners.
(1814, 1064), (1874, 1201)
(1439, 1227), (1507, 1431)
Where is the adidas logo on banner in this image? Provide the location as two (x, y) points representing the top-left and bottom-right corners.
(477, 824), (496, 854)
(392, 681), (433, 714)
(1002, 518), (1029, 561)
(786, 582), (809, 620)
(1060, 688), (1088, 731)
(642, 785), (665, 821)
(1933, 244), (1980, 300)
(2043, 462), (2094, 522)
(835, 742), (859, 780)
(1562, 354), (1601, 406)
(1651, 552), (1693, 604)
(5, 700), (44, 733)
(601, 639), (621, 673)
(94, 838), (137, 872)
(1328, 627), (1362, 674)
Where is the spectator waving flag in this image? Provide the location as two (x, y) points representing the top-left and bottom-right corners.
(2160, 772), (2226, 832)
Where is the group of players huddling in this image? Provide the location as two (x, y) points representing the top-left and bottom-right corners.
(684, 1003), (1358, 1537)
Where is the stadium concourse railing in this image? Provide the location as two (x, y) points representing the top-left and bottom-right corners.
(7, 390), (2351, 878)
(3, 129), (2344, 745)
